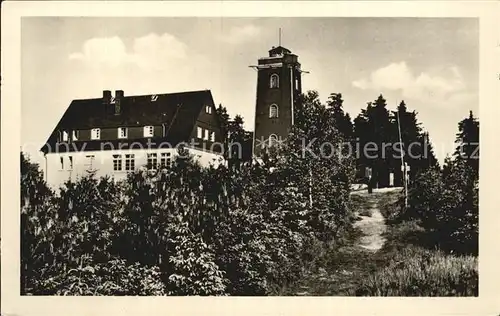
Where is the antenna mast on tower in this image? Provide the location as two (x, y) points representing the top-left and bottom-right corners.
(279, 28), (282, 46)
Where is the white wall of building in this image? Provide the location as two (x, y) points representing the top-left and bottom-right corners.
(44, 147), (224, 189)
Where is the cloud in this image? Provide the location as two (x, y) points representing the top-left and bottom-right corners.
(352, 62), (468, 106)
(68, 33), (191, 71)
(219, 24), (261, 44)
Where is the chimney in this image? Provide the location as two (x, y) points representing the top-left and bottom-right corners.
(114, 90), (124, 115)
(103, 90), (112, 102)
(115, 90), (124, 99)
(103, 90), (112, 116)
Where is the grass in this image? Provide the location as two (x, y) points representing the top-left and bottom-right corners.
(354, 247), (478, 296)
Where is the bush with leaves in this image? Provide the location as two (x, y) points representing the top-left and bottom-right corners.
(32, 258), (166, 295)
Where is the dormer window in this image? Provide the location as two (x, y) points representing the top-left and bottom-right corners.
(118, 127), (128, 139)
(91, 128), (101, 140)
(72, 130), (79, 141)
(270, 74), (279, 88)
(61, 131), (69, 142)
(205, 105), (212, 114)
(269, 104), (279, 118)
(144, 126), (154, 137)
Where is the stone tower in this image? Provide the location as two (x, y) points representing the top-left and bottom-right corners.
(252, 45), (302, 156)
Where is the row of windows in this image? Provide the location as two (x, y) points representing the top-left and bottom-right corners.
(59, 152), (172, 171)
(196, 126), (216, 142)
(61, 126), (156, 142)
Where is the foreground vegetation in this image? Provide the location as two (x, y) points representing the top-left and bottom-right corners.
(22, 92), (356, 295)
(21, 91), (478, 296)
(285, 190), (478, 296)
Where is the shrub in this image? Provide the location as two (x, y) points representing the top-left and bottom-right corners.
(405, 161), (478, 255)
(354, 248), (478, 296)
(30, 258), (166, 295)
(166, 222), (227, 296)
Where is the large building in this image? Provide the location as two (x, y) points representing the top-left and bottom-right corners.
(40, 44), (305, 187)
(252, 45), (303, 156)
(40, 89), (224, 188)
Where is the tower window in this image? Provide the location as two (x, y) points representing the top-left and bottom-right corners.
(269, 104), (279, 118)
(269, 134), (279, 147)
(270, 74), (279, 88)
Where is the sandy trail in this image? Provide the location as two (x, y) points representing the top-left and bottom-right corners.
(353, 203), (386, 251)
(350, 188), (401, 251)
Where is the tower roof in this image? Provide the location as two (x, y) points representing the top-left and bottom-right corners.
(268, 46), (292, 57)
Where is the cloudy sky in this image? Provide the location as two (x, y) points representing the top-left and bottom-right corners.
(22, 17), (478, 163)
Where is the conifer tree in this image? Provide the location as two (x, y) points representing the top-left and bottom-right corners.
(354, 95), (392, 187)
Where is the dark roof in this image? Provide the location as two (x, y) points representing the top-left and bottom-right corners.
(269, 46), (292, 56)
(41, 89), (216, 153)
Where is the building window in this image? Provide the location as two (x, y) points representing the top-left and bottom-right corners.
(210, 131), (215, 142)
(91, 128), (101, 140)
(269, 104), (279, 118)
(85, 155), (95, 170)
(61, 131), (69, 142)
(205, 105), (212, 114)
(269, 134), (278, 147)
(160, 152), (172, 168)
(144, 126), (154, 137)
(118, 127), (128, 139)
(125, 154), (135, 171)
(113, 154), (123, 171)
(270, 74), (279, 88)
(68, 156), (73, 170)
(147, 153), (158, 170)
(204, 129), (209, 140)
(197, 126), (203, 139)
(59, 157), (64, 170)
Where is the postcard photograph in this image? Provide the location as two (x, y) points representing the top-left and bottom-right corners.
(2, 1), (500, 315)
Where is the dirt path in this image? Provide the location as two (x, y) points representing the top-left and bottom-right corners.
(352, 200), (386, 251)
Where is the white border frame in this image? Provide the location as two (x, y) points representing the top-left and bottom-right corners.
(2, 1), (500, 315)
